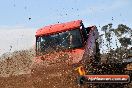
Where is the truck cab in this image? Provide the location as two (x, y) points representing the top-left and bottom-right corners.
(34, 20), (99, 64)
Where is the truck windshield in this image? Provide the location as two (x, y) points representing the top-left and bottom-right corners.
(36, 29), (83, 53)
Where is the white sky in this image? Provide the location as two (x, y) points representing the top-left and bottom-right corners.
(0, 27), (35, 55)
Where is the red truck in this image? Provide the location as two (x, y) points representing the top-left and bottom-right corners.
(33, 20), (100, 64)
(32, 20), (132, 88)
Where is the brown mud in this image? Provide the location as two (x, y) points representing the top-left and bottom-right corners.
(0, 50), (86, 88)
(0, 49), (132, 88)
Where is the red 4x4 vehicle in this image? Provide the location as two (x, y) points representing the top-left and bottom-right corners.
(33, 20), (100, 64)
(32, 20), (132, 87)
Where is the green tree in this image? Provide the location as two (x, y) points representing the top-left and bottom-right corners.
(101, 23), (114, 51)
(114, 24), (132, 48)
(101, 23), (132, 62)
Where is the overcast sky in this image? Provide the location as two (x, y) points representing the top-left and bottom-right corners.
(0, 0), (132, 55)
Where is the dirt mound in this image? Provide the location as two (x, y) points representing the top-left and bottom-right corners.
(31, 62), (80, 88)
(0, 49), (82, 88)
(0, 62), (80, 88)
(0, 49), (34, 77)
(0, 49), (132, 88)
(31, 51), (82, 88)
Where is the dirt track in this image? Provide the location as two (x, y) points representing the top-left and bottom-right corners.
(0, 60), (87, 88)
(0, 50), (85, 88)
(0, 63), (81, 88)
(0, 50), (132, 88)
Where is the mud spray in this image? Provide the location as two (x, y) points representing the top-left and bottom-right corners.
(0, 49), (132, 88)
(0, 49), (84, 88)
